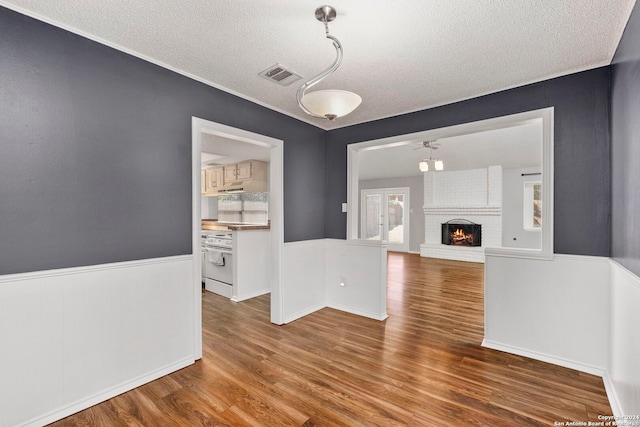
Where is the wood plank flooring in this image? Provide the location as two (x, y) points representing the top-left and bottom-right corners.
(49, 252), (612, 426)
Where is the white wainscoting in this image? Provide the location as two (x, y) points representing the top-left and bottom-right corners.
(282, 239), (388, 324)
(0, 256), (195, 427)
(608, 260), (640, 418)
(325, 239), (388, 321)
(282, 240), (328, 323)
(484, 253), (610, 375)
(485, 254), (640, 420)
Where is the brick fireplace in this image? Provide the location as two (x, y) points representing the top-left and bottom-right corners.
(420, 166), (502, 263)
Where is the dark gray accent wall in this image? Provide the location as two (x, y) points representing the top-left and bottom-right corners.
(326, 68), (611, 257)
(611, 3), (640, 275)
(0, 7), (326, 275)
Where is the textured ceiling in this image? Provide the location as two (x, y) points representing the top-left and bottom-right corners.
(1, 0), (635, 130)
(359, 122), (542, 180)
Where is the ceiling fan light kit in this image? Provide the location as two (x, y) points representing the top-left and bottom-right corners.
(296, 5), (362, 121)
(418, 141), (444, 172)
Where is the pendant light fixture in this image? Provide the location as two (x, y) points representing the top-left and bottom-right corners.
(296, 5), (362, 121)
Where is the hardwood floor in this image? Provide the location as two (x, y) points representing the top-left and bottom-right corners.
(50, 252), (612, 426)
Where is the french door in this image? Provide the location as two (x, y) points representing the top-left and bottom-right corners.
(361, 188), (410, 252)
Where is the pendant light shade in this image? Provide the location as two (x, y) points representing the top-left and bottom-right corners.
(296, 6), (361, 121)
(300, 89), (362, 120)
(417, 141), (444, 172)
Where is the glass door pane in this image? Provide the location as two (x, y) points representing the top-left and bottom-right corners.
(363, 194), (382, 240)
(386, 193), (405, 245)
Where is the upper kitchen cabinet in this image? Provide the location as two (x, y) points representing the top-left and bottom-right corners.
(202, 166), (224, 195)
(223, 160), (267, 183)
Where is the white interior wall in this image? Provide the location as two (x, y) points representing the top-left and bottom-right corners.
(0, 257), (195, 427)
(502, 168), (542, 249)
(201, 196), (218, 220)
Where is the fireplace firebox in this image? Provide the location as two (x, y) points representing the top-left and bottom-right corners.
(441, 219), (482, 247)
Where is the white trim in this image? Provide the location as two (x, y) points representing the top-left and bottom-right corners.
(423, 206), (502, 215)
(609, 257), (640, 287)
(481, 339), (605, 377)
(0, 254), (192, 283)
(602, 372), (624, 420)
(326, 303), (389, 321)
(192, 118), (285, 325)
(18, 357), (193, 427)
(191, 118), (203, 360)
(283, 303), (326, 324)
(231, 289), (270, 303)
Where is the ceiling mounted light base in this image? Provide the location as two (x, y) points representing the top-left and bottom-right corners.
(315, 5), (336, 23)
(296, 5), (361, 121)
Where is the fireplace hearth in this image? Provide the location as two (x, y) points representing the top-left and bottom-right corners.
(441, 220), (482, 247)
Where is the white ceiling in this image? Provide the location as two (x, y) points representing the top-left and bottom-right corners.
(201, 134), (270, 168)
(359, 122), (542, 180)
(1, 1), (635, 130)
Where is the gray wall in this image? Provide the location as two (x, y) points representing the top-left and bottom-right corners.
(611, 3), (640, 276)
(326, 68), (611, 257)
(0, 7), (326, 275)
(358, 176), (424, 253)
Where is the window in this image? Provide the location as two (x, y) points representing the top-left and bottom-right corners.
(218, 193), (268, 224)
(523, 181), (542, 230)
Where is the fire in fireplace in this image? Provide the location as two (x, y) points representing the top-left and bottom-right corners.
(441, 220), (482, 247)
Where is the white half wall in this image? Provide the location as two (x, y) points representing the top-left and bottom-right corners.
(282, 240), (328, 323)
(484, 253), (610, 374)
(233, 230), (271, 302)
(325, 239), (388, 320)
(608, 260), (640, 418)
(282, 239), (388, 324)
(0, 256), (195, 427)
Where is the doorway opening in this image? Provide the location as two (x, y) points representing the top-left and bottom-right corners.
(191, 118), (284, 359)
(346, 108), (554, 331)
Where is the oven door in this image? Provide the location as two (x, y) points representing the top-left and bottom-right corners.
(205, 247), (233, 286)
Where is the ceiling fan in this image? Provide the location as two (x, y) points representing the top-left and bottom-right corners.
(413, 140), (440, 150)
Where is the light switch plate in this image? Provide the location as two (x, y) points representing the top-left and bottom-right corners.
(341, 203), (348, 213)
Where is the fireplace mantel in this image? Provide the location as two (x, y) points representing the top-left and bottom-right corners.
(423, 206), (502, 216)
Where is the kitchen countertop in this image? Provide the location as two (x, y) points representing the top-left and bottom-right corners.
(202, 220), (270, 231)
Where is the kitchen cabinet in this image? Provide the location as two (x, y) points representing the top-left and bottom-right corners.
(223, 160), (267, 183)
(236, 161), (253, 180)
(203, 166), (223, 194)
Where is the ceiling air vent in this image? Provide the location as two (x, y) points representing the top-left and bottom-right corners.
(258, 64), (302, 87)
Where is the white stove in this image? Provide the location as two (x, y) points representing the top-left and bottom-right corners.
(203, 232), (234, 297)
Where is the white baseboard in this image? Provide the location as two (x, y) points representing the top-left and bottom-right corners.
(20, 357), (194, 427)
(232, 289), (270, 302)
(602, 371), (624, 420)
(326, 303), (388, 321)
(481, 339), (605, 377)
(283, 302), (326, 324)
